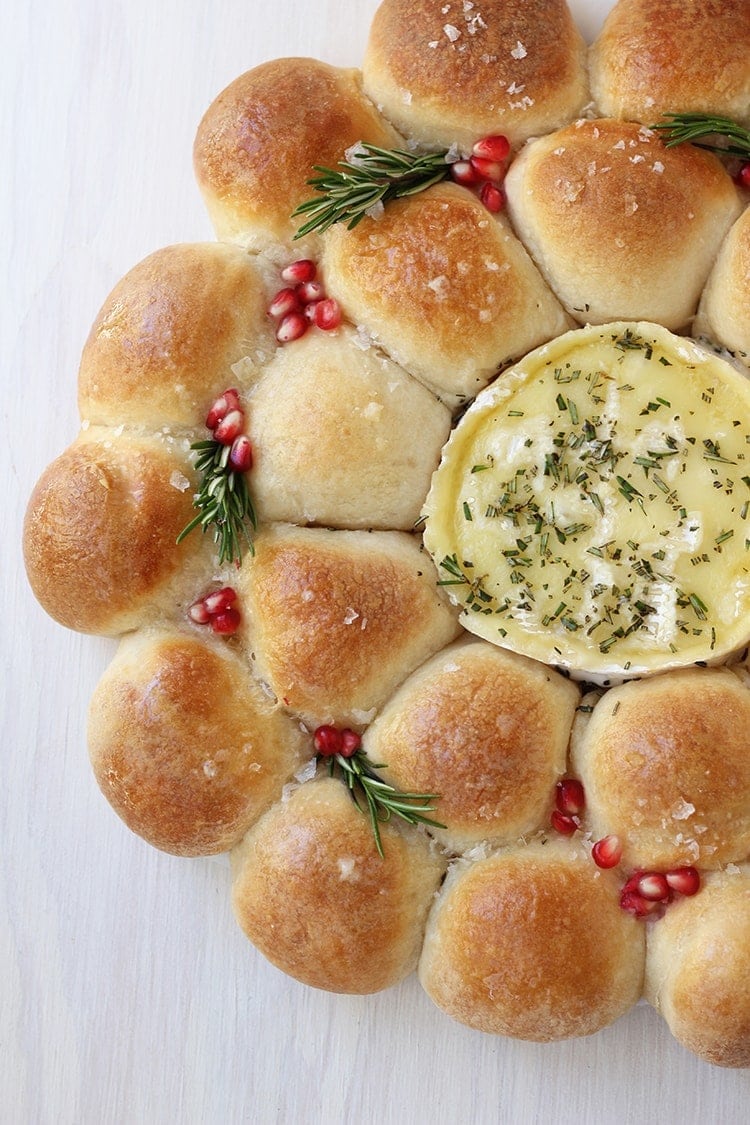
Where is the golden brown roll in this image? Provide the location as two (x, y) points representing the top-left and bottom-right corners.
(247, 326), (451, 529)
(23, 432), (200, 635)
(645, 867), (750, 1068)
(571, 668), (750, 871)
(231, 776), (447, 993)
(590, 0), (750, 126)
(88, 630), (309, 856)
(78, 243), (275, 428)
(504, 118), (742, 329)
(362, 0), (590, 150)
(695, 205), (750, 366)
(193, 58), (401, 254)
(362, 637), (580, 853)
(322, 182), (571, 404)
(237, 523), (461, 729)
(419, 837), (645, 1039)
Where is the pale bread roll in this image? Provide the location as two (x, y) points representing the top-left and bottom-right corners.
(88, 630), (309, 856)
(363, 0), (590, 150)
(237, 523), (461, 729)
(231, 776), (447, 993)
(247, 326), (451, 529)
(419, 838), (645, 1040)
(571, 668), (750, 871)
(78, 243), (275, 428)
(362, 637), (580, 853)
(504, 118), (742, 329)
(695, 205), (750, 366)
(193, 58), (401, 255)
(645, 867), (750, 1068)
(322, 182), (572, 405)
(590, 0), (750, 126)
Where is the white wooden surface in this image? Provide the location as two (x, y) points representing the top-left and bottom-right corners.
(3, 2), (750, 1122)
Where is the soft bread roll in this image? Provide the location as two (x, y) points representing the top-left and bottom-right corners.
(695, 205), (750, 366)
(419, 838), (645, 1039)
(362, 0), (590, 150)
(23, 432), (199, 635)
(362, 637), (580, 853)
(193, 58), (401, 254)
(590, 0), (750, 126)
(88, 630), (309, 856)
(504, 118), (742, 329)
(571, 668), (750, 871)
(247, 326), (451, 529)
(237, 524), (461, 729)
(645, 867), (750, 1068)
(322, 182), (571, 404)
(231, 776), (447, 993)
(78, 243), (275, 428)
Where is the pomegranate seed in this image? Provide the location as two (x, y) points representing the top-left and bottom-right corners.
(276, 312), (308, 343)
(450, 159), (482, 186)
(620, 889), (662, 917)
(202, 586), (237, 615)
(665, 866), (701, 896)
(188, 599), (211, 625)
(472, 134), (510, 163)
(636, 872), (672, 902)
(555, 778), (585, 817)
(479, 182), (505, 213)
(268, 287), (301, 319)
(296, 280), (325, 305)
(229, 434), (253, 472)
(314, 298), (342, 331)
(213, 409), (245, 445)
(550, 810), (579, 836)
(314, 725), (343, 756)
(339, 729), (362, 758)
(205, 388), (241, 431)
(736, 162), (750, 189)
(591, 834), (623, 869)
(281, 259), (317, 284)
(210, 607), (241, 635)
(470, 155), (505, 183)
(303, 301), (320, 322)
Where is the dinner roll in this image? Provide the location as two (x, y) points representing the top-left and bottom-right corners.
(322, 181), (571, 404)
(78, 243), (275, 428)
(362, 637), (580, 853)
(363, 0), (590, 150)
(695, 205), (750, 366)
(590, 0), (750, 126)
(88, 630), (309, 856)
(247, 326), (451, 529)
(193, 58), (401, 254)
(23, 431), (199, 635)
(419, 837), (645, 1039)
(237, 524), (461, 729)
(571, 668), (750, 871)
(231, 776), (447, 993)
(504, 118), (742, 329)
(645, 867), (750, 1068)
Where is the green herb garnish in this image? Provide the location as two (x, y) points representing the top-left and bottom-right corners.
(176, 438), (256, 565)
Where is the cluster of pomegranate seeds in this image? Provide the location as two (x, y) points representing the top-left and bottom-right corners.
(205, 388), (253, 472)
(550, 777), (585, 835)
(619, 866), (701, 918)
(313, 724), (362, 759)
(450, 134), (510, 213)
(188, 586), (241, 635)
(268, 260), (342, 343)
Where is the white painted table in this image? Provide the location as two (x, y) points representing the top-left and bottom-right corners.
(3, 2), (749, 1121)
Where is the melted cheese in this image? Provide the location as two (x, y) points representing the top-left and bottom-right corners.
(423, 322), (750, 680)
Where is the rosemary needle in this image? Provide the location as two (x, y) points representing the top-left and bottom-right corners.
(651, 112), (750, 160)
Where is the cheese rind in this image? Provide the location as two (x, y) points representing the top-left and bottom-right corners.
(423, 322), (750, 679)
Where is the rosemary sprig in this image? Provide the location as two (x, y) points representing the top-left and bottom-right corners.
(176, 438), (256, 565)
(652, 112), (750, 160)
(292, 142), (451, 238)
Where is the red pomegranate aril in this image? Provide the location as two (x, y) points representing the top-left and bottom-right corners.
(472, 134), (511, 163)
(213, 409), (245, 445)
(450, 159), (482, 186)
(276, 312), (308, 343)
(205, 387), (241, 430)
(470, 155), (505, 183)
(229, 434), (253, 472)
(479, 182), (505, 213)
(268, 287), (302, 319)
(620, 889), (661, 918)
(314, 724), (343, 756)
(314, 298), (342, 331)
(281, 258), (317, 284)
(210, 607), (241, 635)
(665, 866), (701, 897)
(736, 162), (750, 190)
(202, 586), (237, 615)
(339, 729), (362, 758)
(591, 834), (623, 869)
(550, 809), (579, 836)
(637, 872), (672, 902)
(188, 600), (212, 625)
(296, 280), (326, 305)
(555, 778), (585, 817)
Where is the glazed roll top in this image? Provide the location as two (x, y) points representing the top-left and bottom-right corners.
(363, 0), (590, 150)
(695, 205), (750, 366)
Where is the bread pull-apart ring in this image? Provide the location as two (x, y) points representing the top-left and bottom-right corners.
(22, 3), (750, 1067)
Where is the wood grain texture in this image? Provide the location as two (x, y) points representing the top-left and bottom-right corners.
(3, 1), (750, 1122)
